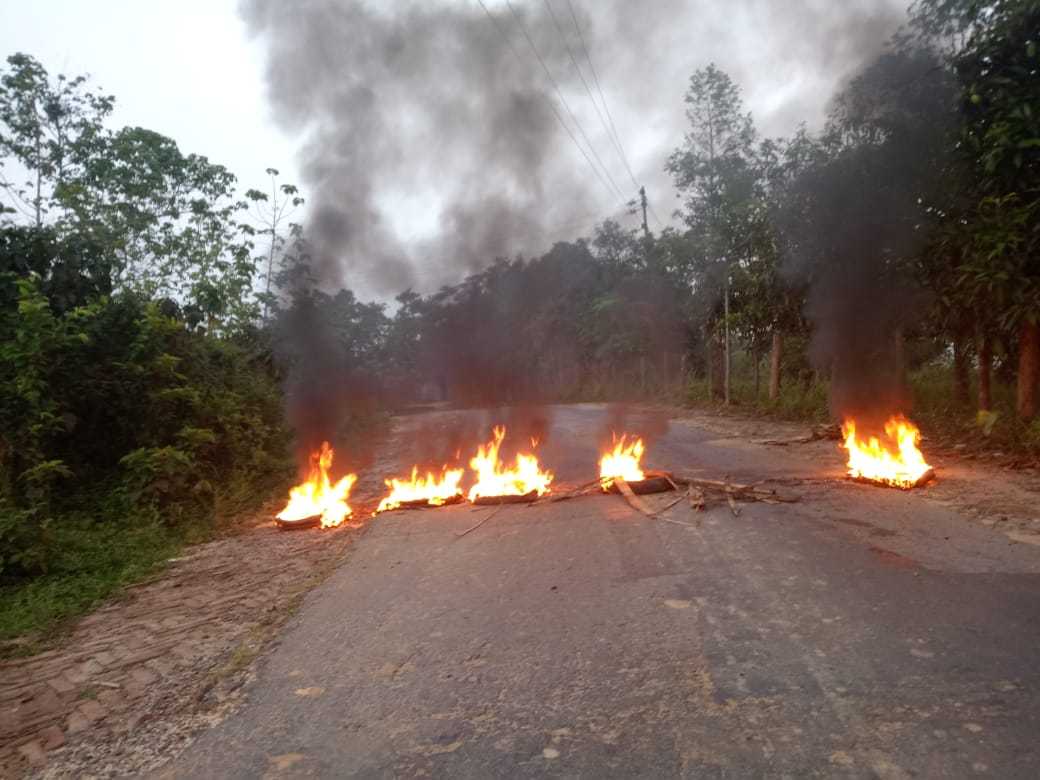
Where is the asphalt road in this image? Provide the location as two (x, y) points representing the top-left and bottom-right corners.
(166, 405), (1040, 778)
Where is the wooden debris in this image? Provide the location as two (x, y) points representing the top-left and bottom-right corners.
(726, 493), (741, 517)
(758, 434), (814, 446)
(605, 475), (673, 495)
(814, 423), (843, 441)
(688, 486), (705, 511)
(670, 474), (800, 504)
(759, 422), (842, 446)
(523, 478), (605, 507)
(614, 478), (656, 517)
(655, 493), (687, 515)
(456, 504), (505, 538)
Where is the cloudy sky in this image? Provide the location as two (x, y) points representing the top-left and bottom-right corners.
(1, 1), (299, 199)
(2, 0), (908, 297)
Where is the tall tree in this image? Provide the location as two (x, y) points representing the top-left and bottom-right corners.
(911, 0), (1040, 417)
(0, 53), (113, 227)
(245, 168), (303, 323)
(667, 64), (758, 400)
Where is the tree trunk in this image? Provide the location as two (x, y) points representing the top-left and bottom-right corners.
(952, 328), (971, 406)
(978, 335), (992, 412)
(1016, 320), (1039, 419)
(710, 331), (725, 400)
(724, 280), (731, 405)
(769, 330), (782, 401)
(706, 340), (713, 400)
(754, 352), (761, 400)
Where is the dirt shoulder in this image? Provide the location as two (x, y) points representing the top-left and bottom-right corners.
(661, 403), (1040, 540)
(0, 511), (357, 778)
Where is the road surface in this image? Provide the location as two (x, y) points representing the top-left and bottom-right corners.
(165, 405), (1040, 778)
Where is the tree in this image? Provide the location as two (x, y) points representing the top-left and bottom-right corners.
(667, 64), (758, 401)
(245, 168), (303, 323)
(911, 0), (1040, 417)
(0, 53), (113, 227)
(1, 54), (267, 332)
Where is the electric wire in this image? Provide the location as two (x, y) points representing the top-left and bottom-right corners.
(474, 0), (621, 207)
(542, 0), (633, 195)
(501, 0), (630, 208)
(563, 0), (665, 228)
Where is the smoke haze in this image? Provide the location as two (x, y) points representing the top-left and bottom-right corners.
(241, 0), (908, 299)
(242, 0), (918, 458)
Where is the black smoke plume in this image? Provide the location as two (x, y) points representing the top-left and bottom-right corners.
(778, 45), (957, 427)
(243, 0), (915, 458)
(240, 0), (610, 298)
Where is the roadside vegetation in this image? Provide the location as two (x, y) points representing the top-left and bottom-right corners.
(1, 0), (1037, 642)
(0, 55), (295, 644)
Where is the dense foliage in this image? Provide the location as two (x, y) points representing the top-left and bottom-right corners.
(0, 54), (292, 636)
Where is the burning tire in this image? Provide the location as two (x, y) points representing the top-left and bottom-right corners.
(604, 474), (674, 495)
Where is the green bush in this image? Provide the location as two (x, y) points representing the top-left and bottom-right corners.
(0, 277), (292, 640)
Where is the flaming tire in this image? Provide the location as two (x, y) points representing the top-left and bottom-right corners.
(471, 490), (540, 505)
(604, 475), (674, 495)
(389, 494), (466, 511)
(275, 515), (323, 531)
(850, 467), (935, 490)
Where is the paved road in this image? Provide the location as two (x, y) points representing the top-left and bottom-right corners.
(167, 405), (1040, 778)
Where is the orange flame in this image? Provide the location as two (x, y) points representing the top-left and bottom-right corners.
(277, 442), (357, 528)
(842, 416), (932, 489)
(599, 433), (646, 488)
(376, 466), (464, 513)
(467, 426), (553, 501)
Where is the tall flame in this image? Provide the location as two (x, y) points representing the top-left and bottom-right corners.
(277, 442), (357, 528)
(599, 433), (646, 488)
(842, 416), (931, 489)
(376, 466), (464, 513)
(467, 426), (553, 501)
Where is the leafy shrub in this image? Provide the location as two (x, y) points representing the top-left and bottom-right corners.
(0, 277), (291, 585)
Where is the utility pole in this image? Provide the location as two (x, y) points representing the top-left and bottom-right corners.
(724, 273), (731, 405)
(639, 186), (650, 242)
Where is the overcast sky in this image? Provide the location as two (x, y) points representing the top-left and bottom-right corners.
(2, 0), (909, 297)
(0, 0), (300, 195)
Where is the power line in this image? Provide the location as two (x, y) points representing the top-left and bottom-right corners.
(563, 0), (665, 228)
(501, 0), (630, 207)
(474, 0), (620, 207)
(542, 0), (632, 192)
(562, 0), (632, 182)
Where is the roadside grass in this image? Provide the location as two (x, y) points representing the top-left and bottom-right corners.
(686, 376), (831, 423)
(0, 409), (392, 652)
(0, 471), (292, 653)
(0, 514), (182, 649)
